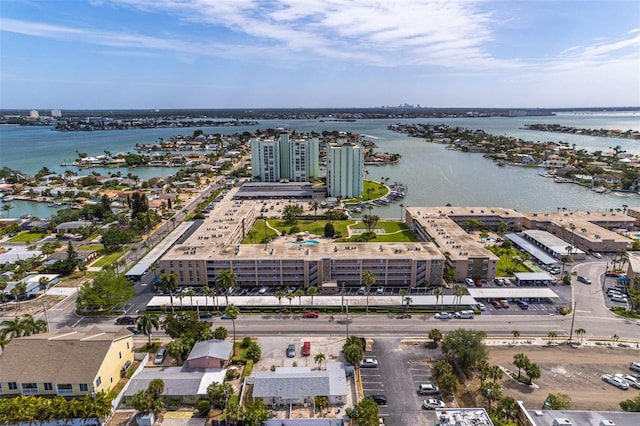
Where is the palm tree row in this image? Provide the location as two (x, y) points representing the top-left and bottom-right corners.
(1, 314), (48, 345)
(0, 393), (113, 424)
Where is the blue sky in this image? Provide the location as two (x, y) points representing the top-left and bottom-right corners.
(1, 0), (639, 109)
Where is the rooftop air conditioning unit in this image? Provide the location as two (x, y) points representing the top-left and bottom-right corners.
(552, 419), (572, 426)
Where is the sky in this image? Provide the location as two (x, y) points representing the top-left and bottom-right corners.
(1, 0), (639, 109)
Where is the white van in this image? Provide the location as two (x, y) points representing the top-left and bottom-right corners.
(455, 310), (475, 319)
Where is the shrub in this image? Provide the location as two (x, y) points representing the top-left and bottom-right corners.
(241, 336), (252, 348)
(225, 369), (237, 381)
(246, 343), (262, 362)
(196, 399), (210, 415)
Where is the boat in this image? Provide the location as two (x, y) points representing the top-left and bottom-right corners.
(496, 161), (506, 167)
(554, 178), (571, 183)
(592, 186), (609, 193)
(1, 195), (14, 201)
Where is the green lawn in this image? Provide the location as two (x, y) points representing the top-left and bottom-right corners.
(242, 220), (280, 244)
(91, 251), (124, 268)
(344, 180), (388, 203)
(350, 221), (406, 232)
(9, 232), (46, 243)
(487, 246), (531, 276)
(346, 221), (416, 242)
(78, 245), (103, 251)
(267, 219), (355, 237)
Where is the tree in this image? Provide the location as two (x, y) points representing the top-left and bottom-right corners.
(137, 312), (160, 348)
(1, 316), (24, 339)
(362, 214), (379, 234)
(306, 286), (318, 306)
(213, 326), (228, 340)
(453, 284), (466, 309)
(362, 270), (376, 314)
(344, 342), (364, 366)
(203, 286), (216, 310)
(511, 329), (520, 344)
(480, 381), (502, 409)
(434, 287), (442, 310)
(76, 270), (135, 313)
(620, 394), (640, 412)
(437, 371), (459, 396)
(274, 290), (285, 311)
(314, 352), (326, 370)
(166, 337), (189, 366)
(244, 399), (269, 426)
(441, 328), (488, 371)
(547, 330), (557, 344)
(575, 327), (586, 344)
(282, 204), (303, 225)
(513, 353), (529, 379)
(524, 360), (541, 385)
(246, 343), (261, 362)
(428, 328), (443, 346)
(159, 273), (178, 313)
(207, 382), (233, 409)
(225, 304), (240, 356)
(324, 222), (335, 238)
(545, 393), (572, 410)
(147, 378), (165, 399)
(294, 289), (305, 313)
(216, 269), (237, 306)
(223, 398), (244, 426)
(12, 282), (27, 310)
(347, 396), (379, 426)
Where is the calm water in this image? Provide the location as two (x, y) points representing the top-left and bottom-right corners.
(1, 112), (639, 219)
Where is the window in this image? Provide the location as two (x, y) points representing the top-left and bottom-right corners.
(95, 377), (102, 387)
(79, 384), (89, 392)
(8, 382), (17, 390)
(44, 383), (53, 391)
(119, 351), (122, 359)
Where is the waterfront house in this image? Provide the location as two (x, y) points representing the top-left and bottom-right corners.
(0, 327), (134, 397)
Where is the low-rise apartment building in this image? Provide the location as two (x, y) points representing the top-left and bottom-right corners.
(0, 327), (134, 398)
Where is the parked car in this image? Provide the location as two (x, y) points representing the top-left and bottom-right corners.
(494, 278), (505, 286)
(434, 312), (452, 319)
(286, 344), (296, 358)
(302, 311), (319, 318)
(611, 295), (628, 303)
(602, 374), (629, 390)
(154, 348), (166, 364)
(630, 362), (640, 373)
(465, 278), (474, 287)
(301, 341), (311, 356)
(491, 301), (502, 309)
(476, 302), (486, 311)
(615, 374), (640, 389)
(115, 316), (136, 325)
(454, 310), (475, 319)
(517, 300), (529, 310)
(549, 267), (561, 275)
(258, 287), (269, 294)
(368, 395), (387, 405)
(577, 276), (592, 285)
(592, 252), (603, 259)
(198, 312), (213, 319)
(499, 300), (510, 308)
(359, 358), (379, 368)
(126, 326), (140, 335)
(357, 286), (366, 294)
(605, 272), (621, 277)
(417, 384), (440, 395)
(422, 398), (445, 410)
(376, 287), (385, 294)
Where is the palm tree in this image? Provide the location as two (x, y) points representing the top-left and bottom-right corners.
(294, 289), (305, 313)
(575, 328), (586, 344)
(186, 289), (196, 309)
(0, 316), (24, 339)
(310, 200), (320, 222)
(306, 286), (318, 306)
(274, 290), (286, 312)
(547, 330), (557, 344)
(216, 269), (237, 307)
(453, 284), (466, 310)
(12, 282), (27, 310)
(285, 293), (294, 312)
(314, 352), (326, 370)
(399, 289), (408, 311)
(224, 304), (240, 356)
(137, 312), (160, 348)
(434, 287), (442, 310)
(512, 330), (520, 344)
(177, 292), (185, 309)
(362, 270), (376, 314)
(20, 315), (47, 336)
(159, 273), (178, 313)
(203, 286), (216, 311)
(404, 296), (412, 313)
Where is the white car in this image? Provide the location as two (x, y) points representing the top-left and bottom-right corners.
(359, 358), (379, 368)
(417, 384), (440, 395)
(592, 252), (603, 259)
(615, 374), (640, 389)
(422, 399), (445, 410)
(602, 374), (629, 390)
(476, 303), (486, 311)
(434, 312), (452, 320)
(376, 287), (385, 294)
(611, 295), (628, 303)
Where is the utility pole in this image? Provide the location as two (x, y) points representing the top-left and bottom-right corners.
(568, 301), (577, 343)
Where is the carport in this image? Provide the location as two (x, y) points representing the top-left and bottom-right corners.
(467, 288), (559, 303)
(513, 272), (556, 286)
(504, 233), (558, 265)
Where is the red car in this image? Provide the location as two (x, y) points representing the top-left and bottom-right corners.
(302, 311), (319, 318)
(491, 301), (502, 309)
(301, 341), (311, 356)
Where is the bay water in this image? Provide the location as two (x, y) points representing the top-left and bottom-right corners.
(1, 112), (639, 219)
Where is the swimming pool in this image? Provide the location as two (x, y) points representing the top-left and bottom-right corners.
(288, 240), (320, 245)
(481, 237), (497, 242)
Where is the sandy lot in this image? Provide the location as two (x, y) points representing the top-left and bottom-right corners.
(487, 344), (640, 411)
